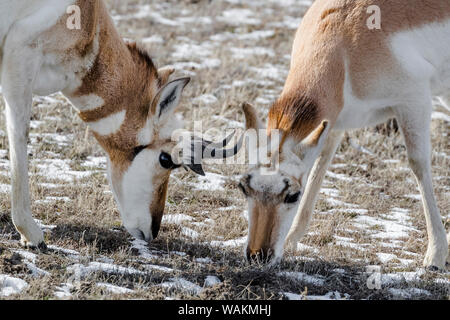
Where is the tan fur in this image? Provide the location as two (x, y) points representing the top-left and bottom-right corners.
(243, 102), (262, 130)
(268, 0), (450, 143)
(150, 174), (170, 239)
(248, 202), (277, 257)
(46, 0), (178, 237)
(158, 67), (175, 87)
(43, 1), (172, 175)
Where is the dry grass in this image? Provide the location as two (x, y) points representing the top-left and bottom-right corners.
(0, 0), (449, 300)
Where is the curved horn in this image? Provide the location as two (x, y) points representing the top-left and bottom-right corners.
(183, 131), (243, 175)
(202, 133), (244, 159)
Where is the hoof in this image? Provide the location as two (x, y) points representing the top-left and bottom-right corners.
(426, 265), (440, 272)
(37, 241), (48, 252)
(22, 240), (47, 252)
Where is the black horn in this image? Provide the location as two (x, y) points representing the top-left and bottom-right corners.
(184, 131), (244, 175)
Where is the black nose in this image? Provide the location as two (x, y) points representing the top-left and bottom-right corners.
(151, 222), (160, 240)
(246, 247), (272, 264)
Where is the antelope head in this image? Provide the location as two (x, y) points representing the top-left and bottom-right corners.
(99, 66), (242, 242)
(237, 103), (329, 264)
(100, 70), (192, 242)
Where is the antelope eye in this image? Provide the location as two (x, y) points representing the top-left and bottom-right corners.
(284, 191), (301, 204)
(159, 152), (174, 169)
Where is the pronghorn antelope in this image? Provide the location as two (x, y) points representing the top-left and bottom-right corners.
(237, 0), (450, 269)
(0, 0), (236, 248)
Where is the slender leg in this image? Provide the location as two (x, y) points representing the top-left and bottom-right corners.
(285, 130), (343, 246)
(394, 100), (448, 269)
(2, 42), (45, 248)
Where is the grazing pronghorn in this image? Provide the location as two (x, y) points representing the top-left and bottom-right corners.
(0, 0), (235, 248)
(236, 0), (450, 269)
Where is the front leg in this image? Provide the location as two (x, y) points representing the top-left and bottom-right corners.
(285, 130), (343, 246)
(2, 41), (45, 248)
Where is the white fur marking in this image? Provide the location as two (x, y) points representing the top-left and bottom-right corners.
(69, 94), (105, 112)
(87, 110), (126, 136)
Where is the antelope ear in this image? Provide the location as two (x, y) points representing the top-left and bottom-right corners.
(151, 77), (190, 124)
(242, 102), (264, 130)
(293, 120), (330, 165)
(158, 66), (175, 86)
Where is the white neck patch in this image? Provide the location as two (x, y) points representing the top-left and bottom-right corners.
(87, 110), (126, 136)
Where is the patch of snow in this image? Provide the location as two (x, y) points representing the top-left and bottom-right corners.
(144, 264), (174, 273)
(270, 16), (302, 29)
(295, 243), (319, 254)
(195, 257), (213, 264)
(48, 245), (80, 260)
(97, 282), (134, 294)
(193, 94), (218, 105)
(229, 47), (275, 59)
(24, 261), (50, 277)
(278, 271), (325, 286)
(54, 283), (73, 299)
(0, 184), (11, 193)
(34, 219), (57, 231)
(326, 171), (354, 182)
(334, 236), (366, 250)
(249, 64), (287, 81)
(82, 156), (106, 168)
(305, 291), (351, 300)
(177, 16), (212, 25)
(404, 194), (421, 201)
(35, 196), (71, 205)
(218, 9), (260, 25)
(354, 208), (417, 240)
(67, 262), (145, 279)
(211, 115), (244, 128)
(210, 236), (247, 248)
(0, 275), (28, 297)
(171, 251), (187, 257)
(181, 227), (200, 239)
(376, 253), (398, 264)
(141, 35), (164, 44)
(30, 120), (45, 129)
(432, 111), (450, 122)
(191, 172), (226, 191)
(160, 277), (202, 295)
(388, 287), (431, 298)
(320, 187), (340, 197)
(218, 205), (238, 211)
(163, 214), (194, 225)
(382, 269), (426, 285)
(172, 42), (214, 60)
(332, 268), (346, 274)
(204, 275), (221, 287)
(131, 239), (158, 260)
(33, 159), (94, 182)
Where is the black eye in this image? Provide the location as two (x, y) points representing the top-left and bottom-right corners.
(284, 191), (301, 204)
(159, 152), (174, 169)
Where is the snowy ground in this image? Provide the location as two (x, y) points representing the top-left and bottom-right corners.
(0, 0), (449, 300)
